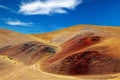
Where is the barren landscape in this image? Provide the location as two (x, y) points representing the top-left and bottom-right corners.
(0, 25), (120, 80)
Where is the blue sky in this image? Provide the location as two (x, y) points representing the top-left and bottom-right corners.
(0, 0), (120, 34)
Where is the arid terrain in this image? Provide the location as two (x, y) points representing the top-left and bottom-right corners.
(0, 25), (120, 80)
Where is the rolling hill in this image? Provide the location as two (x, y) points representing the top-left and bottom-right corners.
(0, 25), (120, 80)
(0, 29), (44, 47)
(30, 25), (120, 45)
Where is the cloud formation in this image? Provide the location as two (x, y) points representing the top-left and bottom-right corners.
(6, 20), (33, 26)
(0, 5), (8, 9)
(0, 5), (16, 13)
(19, 0), (82, 15)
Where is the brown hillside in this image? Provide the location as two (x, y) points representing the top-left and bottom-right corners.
(0, 25), (120, 80)
(30, 25), (120, 45)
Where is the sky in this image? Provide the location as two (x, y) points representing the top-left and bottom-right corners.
(0, 0), (120, 34)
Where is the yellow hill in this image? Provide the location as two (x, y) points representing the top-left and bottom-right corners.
(30, 25), (120, 45)
(0, 29), (44, 47)
(0, 25), (120, 80)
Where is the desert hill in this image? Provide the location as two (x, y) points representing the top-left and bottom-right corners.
(0, 29), (45, 47)
(30, 25), (120, 45)
(0, 25), (120, 80)
(39, 26), (120, 75)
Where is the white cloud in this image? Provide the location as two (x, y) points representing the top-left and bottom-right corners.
(19, 0), (82, 15)
(6, 20), (33, 26)
(0, 5), (16, 13)
(0, 5), (8, 9)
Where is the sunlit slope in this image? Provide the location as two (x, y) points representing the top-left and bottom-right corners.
(0, 25), (120, 80)
(30, 25), (120, 45)
(0, 29), (43, 47)
(38, 28), (120, 75)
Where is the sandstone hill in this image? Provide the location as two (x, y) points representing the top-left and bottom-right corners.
(0, 25), (120, 80)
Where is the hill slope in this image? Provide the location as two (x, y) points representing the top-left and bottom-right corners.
(30, 25), (120, 45)
(0, 29), (44, 47)
(0, 25), (120, 80)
